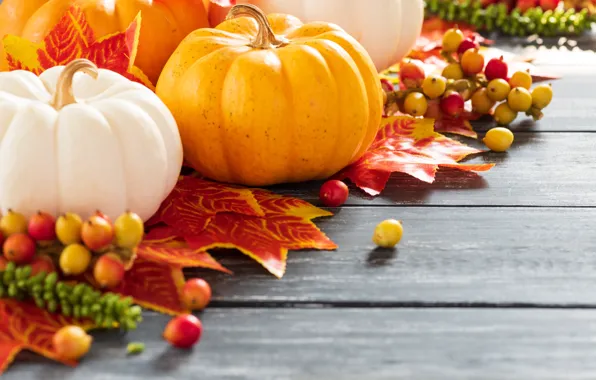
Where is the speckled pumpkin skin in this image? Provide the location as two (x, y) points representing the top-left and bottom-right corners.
(156, 12), (383, 186)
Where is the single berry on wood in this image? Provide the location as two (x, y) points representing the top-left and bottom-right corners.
(471, 88), (496, 115)
(181, 278), (212, 310)
(440, 91), (465, 117)
(483, 127), (515, 152)
(52, 325), (93, 361)
(404, 92), (428, 117)
(114, 211), (144, 249)
(507, 87), (533, 112)
(81, 215), (114, 251)
(531, 84), (554, 109)
(28, 211), (56, 241)
(422, 75), (447, 99)
(93, 253), (126, 289)
(319, 180), (349, 207)
(442, 63), (464, 80)
(372, 219), (403, 248)
(442, 27), (465, 53)
(494, 102), (518, 125)
(399, 59), (426, 89)
(3, 233), (36, 264)
(487, 79), (511, 102)
(460, 49), (485, 75)
(163, 314), (203, 349)
(59, 243), (92, 276)
(0, 210), (28, 236)
(485, 56), (509, 81)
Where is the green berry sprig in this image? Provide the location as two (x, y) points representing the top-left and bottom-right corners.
(0, 262), (142, 330)
(424, 0), (595, 37)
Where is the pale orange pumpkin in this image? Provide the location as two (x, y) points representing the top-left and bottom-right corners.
(0, 0), (210, 84)
(156, 4), (383, 186)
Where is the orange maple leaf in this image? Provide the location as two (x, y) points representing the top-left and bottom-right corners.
(2, 4), (152, 89)
(0, 300), (94, 374)
(335, 116), (494, 196)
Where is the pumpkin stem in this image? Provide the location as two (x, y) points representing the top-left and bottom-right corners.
(51, 59), (99, 110)
(225, 4), (288, 49)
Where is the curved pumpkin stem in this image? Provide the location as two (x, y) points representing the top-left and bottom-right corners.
(51, 59), (99, 110)
(225, 4), (288, 49)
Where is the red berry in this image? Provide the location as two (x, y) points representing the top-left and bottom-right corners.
(3, 233), (36, 264)
(485, 56), (508, 81)
(440, 91), (465, 117)
(81, 216), (114, 251)
(163, 314), (202, 349)
(182, 278), (212, 310)
(319, 180), (349, 207)
(28, 211), (56, 241)
(517, 0), (538, 12)
(399, 59), (426, 89)
(539, 0), (560, 10)
(30, 254), (57, 276)
(93, 253), (125, 289)
(457, 37), (479, 56)
(93, 210), (112, 224)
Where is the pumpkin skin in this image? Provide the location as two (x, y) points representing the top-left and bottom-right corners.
(156, 4), (383, 186)
(1, 0), (210, 84)
(210, 0), (425, 72)
(0, 59), (183, 221)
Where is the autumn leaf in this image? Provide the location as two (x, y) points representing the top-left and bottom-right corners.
(0, 299), (93, 374)
(185, 189), (337, 278)
(138, 227), (231, 273)
(3, 4), (153, 89)
(110, 258), (188, 315)
(147, 176), (263, 236)
(335, 116), (494, 196)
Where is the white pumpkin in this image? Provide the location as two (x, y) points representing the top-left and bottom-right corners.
(234, 0), (425, 72)
(0, 59), (183, 222)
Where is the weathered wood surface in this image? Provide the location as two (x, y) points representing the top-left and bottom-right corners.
(7, 308), (596, 380)
(192, 207), (596, 305)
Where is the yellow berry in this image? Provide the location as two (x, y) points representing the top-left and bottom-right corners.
(442, 28), (465, 53)
(59, 244), (92, 275)
(531, 84), (553, 109)
(52, 325), (92, 361)
(0, 210), (28, 236)
(55, 213), (83, 245)
(509, 70), (532, 89)
(404, 92), (428, 117)
(422, 75), (447, 99)
(471, 88), (496, 114)
(460, 48), (485, 75)
(487, 79), (511, 102)
(493, 102), (518, 125)
(114, 211), (144, 249)
(372, 219), (403, 248)
(442, 63), (464, 80)
(507, 87), (533, 112)
(483, 127), (514, 152)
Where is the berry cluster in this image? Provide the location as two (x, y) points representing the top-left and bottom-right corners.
(0, 209), (144, 290)
(424, 0), (594, 37)
(0, 261), (142, 329)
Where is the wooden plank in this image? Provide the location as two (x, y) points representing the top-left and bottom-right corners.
(6, 308), (596, 379)
(188, 207), (596, 305)
(271, 132), (596, 207)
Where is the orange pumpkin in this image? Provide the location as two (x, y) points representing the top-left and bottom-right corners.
(0, 0), (210, 84)
(156, 4), (383, 186)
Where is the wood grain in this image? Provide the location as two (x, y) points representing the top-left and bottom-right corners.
(188, 207), (596, 305)
(270, 132), (596, 207)
(6, 308), (596, 380)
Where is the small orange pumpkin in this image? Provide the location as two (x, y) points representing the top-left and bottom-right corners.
(0, 0), (210, 84)
(156, 4), (383, 186)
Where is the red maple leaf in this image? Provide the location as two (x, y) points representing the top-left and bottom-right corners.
(0, 300), (94, 374)
(3, 4), (152, 88)
(335, 116), (494, 196)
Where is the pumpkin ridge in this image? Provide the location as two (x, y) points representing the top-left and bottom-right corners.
(276, 51), (296, 184)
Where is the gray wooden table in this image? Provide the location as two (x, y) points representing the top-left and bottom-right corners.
(6, 35), (596, 379)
